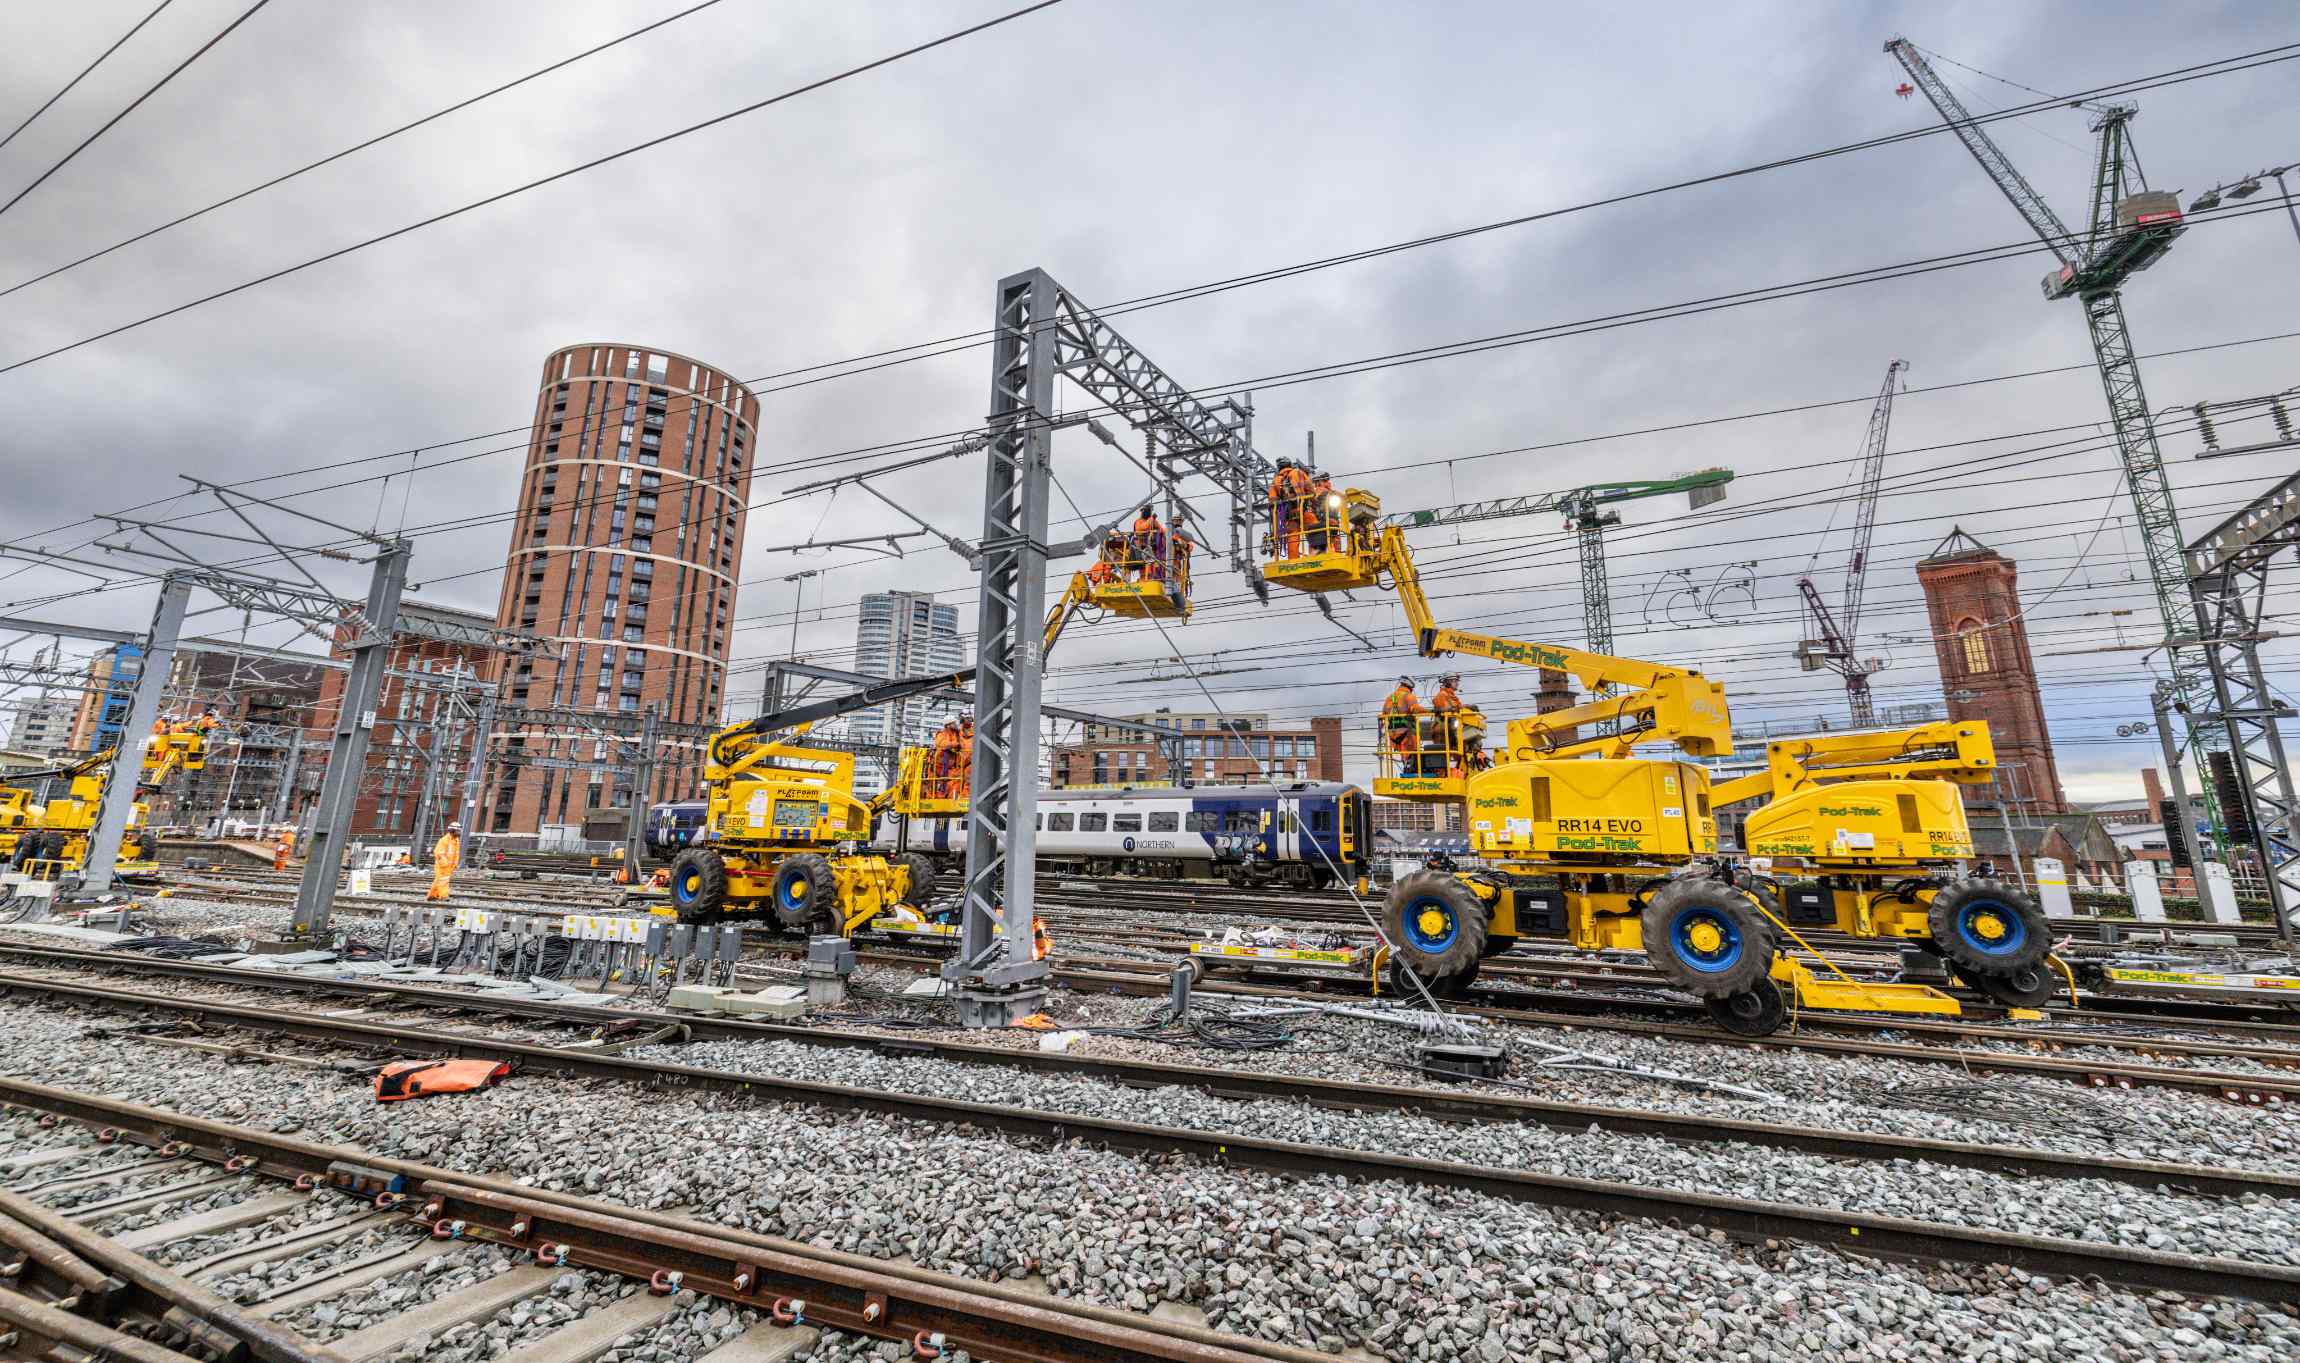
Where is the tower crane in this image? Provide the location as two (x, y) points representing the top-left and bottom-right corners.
(1794, 360), (1905, 726)
(1883, 35), (2218, 851)
(1377, 469), (1734, 656)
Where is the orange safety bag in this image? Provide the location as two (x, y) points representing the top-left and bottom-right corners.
(375, 1058), (512, 1103)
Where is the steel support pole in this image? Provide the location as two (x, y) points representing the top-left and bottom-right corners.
(2151, 681), (2203, 895)
(290, 543), (409, 941)
(621, 705), (659, 878)
(946, 269), (1055, 1026)
(459, 688), (496, 832)
(75, 576), (191, 896)
(271, 735), (305, 824)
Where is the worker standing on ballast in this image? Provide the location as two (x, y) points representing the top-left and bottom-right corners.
(427, 821), (461, 902)
(1269, 458), (1312, 558)
(1382, 676), (1425, 776)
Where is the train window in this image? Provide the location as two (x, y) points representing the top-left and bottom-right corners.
(1185, 810), (1218, 833)
(1047, 813), (1074, 832)
(1312, 809), (1333, 831)
(1148, 811), (1178, 832)
(1112, 813), (1142, 833)
(1223, 811), (1258, 834)
(1080, 812), (1108, 832)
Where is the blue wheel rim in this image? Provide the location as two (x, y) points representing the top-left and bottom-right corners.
(1401, 895), (1461, 954)
(776, 873), (808, 913)
(1955, 899), (2027, 957)
(1667, 905), (1744, 974)
(674, 867), (702, 905)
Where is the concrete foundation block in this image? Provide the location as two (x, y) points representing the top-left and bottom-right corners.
(666, 985), (734, 1011)
(717, 990), (806, 1020)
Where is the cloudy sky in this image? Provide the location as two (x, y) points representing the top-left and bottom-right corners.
(1, 0), (2295, 802)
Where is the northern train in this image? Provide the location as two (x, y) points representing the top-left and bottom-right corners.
(644, 781), (1371, 890)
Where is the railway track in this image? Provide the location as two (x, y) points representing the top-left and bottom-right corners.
(0, 940), (2281, 1197)
(3, 964), (2297, 1306)
(0, 1080), (1293, 1363)
(70, 879), (2300, 1092)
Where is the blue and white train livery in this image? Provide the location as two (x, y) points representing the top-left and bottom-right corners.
(647, 782), (1370, 890)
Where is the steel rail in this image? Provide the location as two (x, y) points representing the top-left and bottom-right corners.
(0, 1082), (1302, 1363)
(5, 976), (2299, 1304)
(3, 934), (2295, 1104)
(0, 944), (2285, 1195)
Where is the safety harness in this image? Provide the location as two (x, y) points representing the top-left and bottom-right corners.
(374, 1058), (512, 1103)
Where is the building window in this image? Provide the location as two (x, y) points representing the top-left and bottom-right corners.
(1957, 619), (1991, 674)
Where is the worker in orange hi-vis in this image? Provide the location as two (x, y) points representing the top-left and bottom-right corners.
(272, 827), (294, 872)
(931, 719), (962, 798)
(1430, 673), (1466, 771)
(1268, 458), (1312, 558)
(1381, 676), (1425, 776)
(426, 822), (462, 902)
(955, 715), (977, 795)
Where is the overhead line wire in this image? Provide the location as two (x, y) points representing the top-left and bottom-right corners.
(0, 0), (176, 155)
(0, 0), (735, 302)
(0, 0), (272, 220)
(0, 0), (1071, 374)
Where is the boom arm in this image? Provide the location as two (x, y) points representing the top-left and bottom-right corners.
(1374, 528), (1733, 758)
(1712, 720), (1996, 808)
(711, 573), (1093, 764)
(1885, 37), (2082, 265)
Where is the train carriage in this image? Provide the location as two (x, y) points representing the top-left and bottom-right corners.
(647, 782), (1370, 891)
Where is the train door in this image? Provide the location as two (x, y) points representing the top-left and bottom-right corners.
(1275, 795), (1299, 863)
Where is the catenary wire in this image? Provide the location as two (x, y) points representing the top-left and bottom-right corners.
(0, 0), (176, 155)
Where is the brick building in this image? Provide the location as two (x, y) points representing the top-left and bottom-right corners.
(149, 648), (327, 829)
(1914, 528), (2067, 815)
(308, 601), (498, 839)
(1051, 711), (1344, 787)
(484, 343), (760, 832)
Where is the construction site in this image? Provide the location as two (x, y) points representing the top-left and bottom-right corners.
(0, 6), (2296, 1361)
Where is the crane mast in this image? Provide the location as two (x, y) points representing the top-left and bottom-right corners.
(1796, 360), (1903, 726)
(1884, 36), (2217, 849)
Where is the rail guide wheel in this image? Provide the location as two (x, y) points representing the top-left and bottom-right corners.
(1704, 977), (1788, 1036)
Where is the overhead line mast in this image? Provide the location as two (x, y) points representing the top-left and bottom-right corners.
(1885, 36), (2219, 853)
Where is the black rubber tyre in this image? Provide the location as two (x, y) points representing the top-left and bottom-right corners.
(1926, 878), (2049, 978)
(667, 849), (727, 924)
(1705, 977), (1789, 1037)
(770, 853), (837, 932)
(1639, 878), (1771, 999)
(897, 852), (937, 908)
(1954, 959), (2060, 1008)
(1383, 872), (1487, 979)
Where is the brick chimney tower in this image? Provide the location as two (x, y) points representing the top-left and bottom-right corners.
(1915, 528), (2068, 814)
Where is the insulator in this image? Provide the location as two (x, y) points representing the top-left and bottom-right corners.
(2158, 798), (2192, 868)
(2208, 749), (2256, 845)
(2272, 397), (2293, 444)
(2193, 402), (2219, 451)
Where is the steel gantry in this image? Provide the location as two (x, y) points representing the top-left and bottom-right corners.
(956, 267), (1278, 1025)
(2184, 471), (2300, 942)
(1885, 36), (2219, 850)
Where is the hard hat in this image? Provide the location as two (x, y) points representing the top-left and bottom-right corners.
(1442, 673), (1461, 686)
(448, 821), (463, 831)
(1277, 457), (1295, 469)
(1398, 675), (1415, 686)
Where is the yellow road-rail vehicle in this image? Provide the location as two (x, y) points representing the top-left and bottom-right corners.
(1263, 484), (2045, 1034)
(662, 569), (1110, 932)
(1, 730), (206, 875)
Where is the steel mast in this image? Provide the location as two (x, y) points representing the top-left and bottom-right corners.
(1885, 36), (2217, 847)
(1796, 360), (1904, 726)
